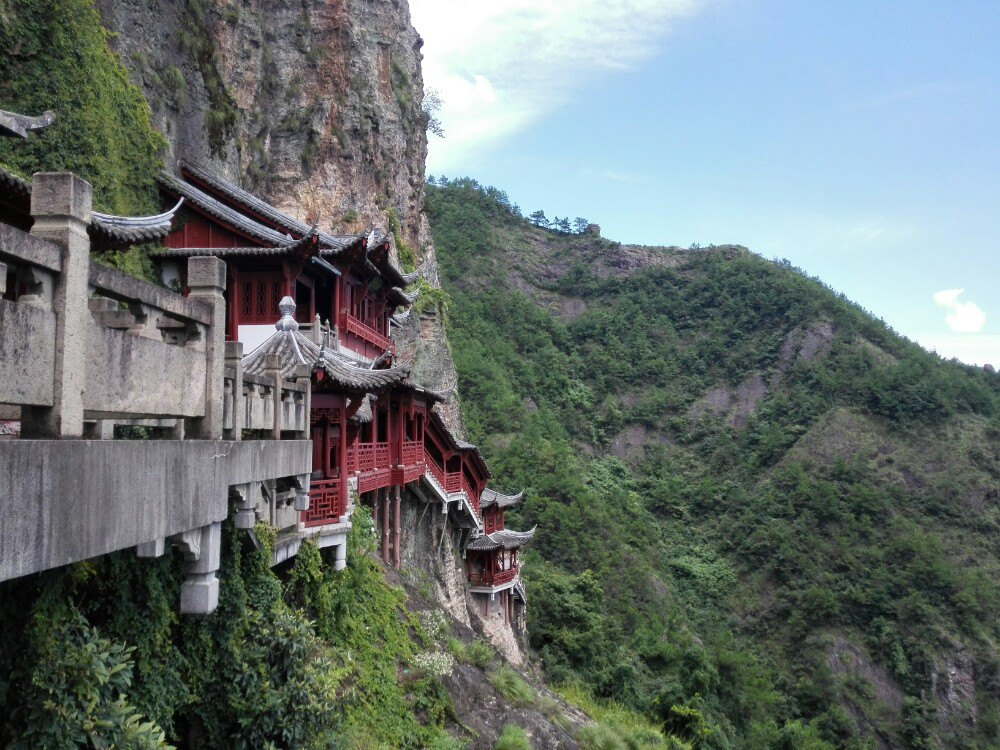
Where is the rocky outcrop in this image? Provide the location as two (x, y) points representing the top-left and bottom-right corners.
(97, 0), (428, 248)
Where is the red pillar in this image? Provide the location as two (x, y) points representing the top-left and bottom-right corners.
(393, 484), (401, 569)
(381, 488), (390, 565)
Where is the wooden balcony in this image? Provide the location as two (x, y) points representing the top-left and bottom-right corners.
(303, 477), (346, 527)
(401, 440), (422, 466)
(350, 442), (390, 473)
(344, 314), (390, 351)
(469, 567), (518, 587)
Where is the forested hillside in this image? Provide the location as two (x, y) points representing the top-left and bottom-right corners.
(427, 178), (1000, 750)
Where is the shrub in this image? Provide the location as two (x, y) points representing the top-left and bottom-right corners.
(489, 665), (535, 706)
(419, 609), (450, 641)
(413, 650), (455, 679)
(495, 724), (533, 750)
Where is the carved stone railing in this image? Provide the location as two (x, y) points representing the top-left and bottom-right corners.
(223, 368), (308, 437)
(0, 173), (314, 616)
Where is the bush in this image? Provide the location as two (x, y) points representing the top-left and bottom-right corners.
(495, 724), (533, 750)
(489, 665), (535, 706)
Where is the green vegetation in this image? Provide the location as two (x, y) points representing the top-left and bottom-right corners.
(0, 0), (165, 214)
(560, 684), (687, 750)
(387, 205), (418, 271)
(178, 0), (238, 155)
(449, 637), (496, 670)
(488, 664), (536, 707)
(427, 177), (1000, 749)
(0, 507), (462, 748)
(494, 724), (532, 750)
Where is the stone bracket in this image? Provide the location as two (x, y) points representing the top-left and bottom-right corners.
(171, 522), (221, 615)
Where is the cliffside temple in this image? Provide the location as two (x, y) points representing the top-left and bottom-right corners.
(0, 111), (533, 629)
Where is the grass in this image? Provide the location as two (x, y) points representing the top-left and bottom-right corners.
(557, 684), (683, 750)
(489, 665), (535, 706)
(448, 637), (495, 670)
(494, 724), (532, 750)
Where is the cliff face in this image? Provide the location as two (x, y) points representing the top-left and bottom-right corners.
(101, 0), (529, 662)
(97, 0), (428, 248)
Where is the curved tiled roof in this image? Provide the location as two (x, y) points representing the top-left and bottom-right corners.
(0, 165), (30, 199)
(180, 163), (362, 254)
(467, 527), (536, 552)
(158, 172), (295, 246)
(480, 488), (524, 510)
(243, 297), (409, 390)
(386, 286), (418, 307)
(90, 199), (184, 247)
(348, 394), (374, 424)
(0, 108), (55, 139)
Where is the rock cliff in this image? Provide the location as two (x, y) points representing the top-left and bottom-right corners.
(101, 0), (530, 672)
(97, 0), (428, 250)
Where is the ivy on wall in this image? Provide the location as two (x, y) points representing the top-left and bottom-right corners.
(0, 0), (165, 215)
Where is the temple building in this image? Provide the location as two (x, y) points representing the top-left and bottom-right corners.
(148, 164), (533, 625)
(0, 122), (534, 630)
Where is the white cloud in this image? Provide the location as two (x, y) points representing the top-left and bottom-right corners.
(933, 288), (987, 333)
(916, 334), (999, 369)
(409, 0), (704, 171)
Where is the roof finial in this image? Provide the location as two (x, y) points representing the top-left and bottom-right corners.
(275, 296), (299, 331)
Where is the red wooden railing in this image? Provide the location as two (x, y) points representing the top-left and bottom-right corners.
(462, 475), (480, 513)
(344, 314), (390, 351)
(401, 441), (422, 465)
(469, 568), (518, 586)
(426, 453), (445, 486)
(304, 478), (346, 527)
(350, 442), (389, 473)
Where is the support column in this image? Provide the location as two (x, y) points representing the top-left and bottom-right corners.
(21, 173), (91, 438)
(186, 256), (227, 439)
(136, 538), (165, 558)
(381, 488), (390, 565)
(233, 483), (257, 530)
(294, 473), (310, 511)
(225, 341), (244, 440)
(294, 364), (311, 440)
(176, 522), (222, 615)
(265, 353), (282, 440)
(393, 484), (401, 569)
(334, 541), (347, 571)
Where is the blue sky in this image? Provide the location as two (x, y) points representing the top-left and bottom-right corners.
(409, 0), (999, 368)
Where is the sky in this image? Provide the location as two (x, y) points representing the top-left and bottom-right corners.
(408, 0), (999, 369)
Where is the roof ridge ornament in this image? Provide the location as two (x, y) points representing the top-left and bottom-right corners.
(275, 296), (299, 332)
(0, 108), (56, 139)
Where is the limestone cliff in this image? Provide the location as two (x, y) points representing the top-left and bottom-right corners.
(97, 0), (428, 249)
(100, 0), (527, 666)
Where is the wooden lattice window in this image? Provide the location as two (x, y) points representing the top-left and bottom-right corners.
(239, 273), (284, 324)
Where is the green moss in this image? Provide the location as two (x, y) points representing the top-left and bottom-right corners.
(177, 0), (238, 155)
(387, 206), (417, 272)
(410, 277), (451, 322)
(0, 0), (165, 215)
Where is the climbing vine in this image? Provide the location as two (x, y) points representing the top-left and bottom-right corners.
(0, 506), (461, 748)
(0, 0), (164, 214)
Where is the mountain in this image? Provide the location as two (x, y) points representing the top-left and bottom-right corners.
(427, 177), (1000, 750)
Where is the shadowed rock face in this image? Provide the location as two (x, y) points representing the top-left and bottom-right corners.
(101, 0), (542, 672)
(97, 0), (428, 249)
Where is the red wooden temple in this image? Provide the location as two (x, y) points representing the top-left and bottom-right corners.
(150, 166), (532, 606)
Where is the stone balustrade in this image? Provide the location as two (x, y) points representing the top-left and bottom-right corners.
(0, 173), (312, 614)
